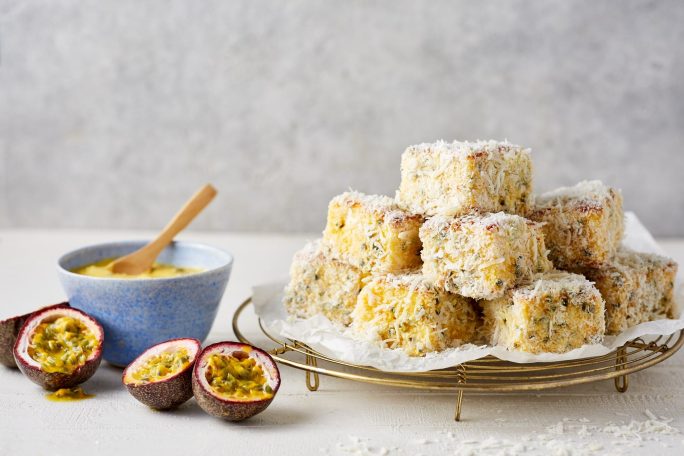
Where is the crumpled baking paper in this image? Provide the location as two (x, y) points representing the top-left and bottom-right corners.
(253, 212), (684, 372)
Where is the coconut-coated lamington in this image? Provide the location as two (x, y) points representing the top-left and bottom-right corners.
(350, 274), (481, 356)
(481, 271), (606, 354)
(529, 180), (623, 269)
(323, 191), (423, 274)
(420, 213), (552, 300)
(574, 248), (677, 334)
(283, 240), (364, 326)
(396, 140), (533, 217)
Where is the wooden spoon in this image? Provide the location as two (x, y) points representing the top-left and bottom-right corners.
(109, 184), (218, 275)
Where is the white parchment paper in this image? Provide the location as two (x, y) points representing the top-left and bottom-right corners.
(253, 212), (684, 372)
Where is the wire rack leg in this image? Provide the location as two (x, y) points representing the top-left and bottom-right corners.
(454, 364), (467, 421)
(305, 351), (320, 392)
(614, 346), (628, 393)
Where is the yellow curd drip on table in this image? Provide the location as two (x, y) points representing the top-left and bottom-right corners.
(46, 387), (94, 402)
(73, 258), (203, 279)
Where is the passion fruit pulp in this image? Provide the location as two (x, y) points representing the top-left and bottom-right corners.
(122, 338), (201, 410)
(0, 303), (70, 368)
(192, 342), (281, 421)
(13, 306), (103, 391)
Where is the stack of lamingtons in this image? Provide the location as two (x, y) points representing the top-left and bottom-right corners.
(283, 140), (678, 356)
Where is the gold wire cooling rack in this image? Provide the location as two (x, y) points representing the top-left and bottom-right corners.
(232, 297), (684, 421)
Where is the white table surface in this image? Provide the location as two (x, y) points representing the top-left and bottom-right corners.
(1, 230), (683, 456)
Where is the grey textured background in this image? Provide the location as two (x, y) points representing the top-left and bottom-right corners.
(1, 0), (683, 235)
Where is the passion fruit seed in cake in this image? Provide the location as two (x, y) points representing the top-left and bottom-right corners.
(73, 258), (203, 279)
(481, 271), (606, 354)
(205, 352), (274, 401)
(572, 248), (677, 334)
(283, 240), (364, 326)
(396, 140), (532, 217)
(323, 191), (423, 274)
(351, 274), (481, 356)
(192, 342), (281, 421)
(528, 180), (624, 269)
(420, 212), (552, 300)
(28, 316), (99, 374)
(14, 307), (103, 391)
(123, 338), (200, 410)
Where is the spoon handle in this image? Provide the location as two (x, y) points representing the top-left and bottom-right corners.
(153, 184), (217, 252)
(110, 184), (217, 274)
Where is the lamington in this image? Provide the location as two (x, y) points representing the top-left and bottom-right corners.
(350, 274), (481, 356)
(323, 191), (423, 274)
(481, 271), (606, 354)
(420, 213), (552, 300)
(283, 240), (364, 326)
(529, 180), (623, 269)
(574, 248), (678, 334)
(396, 140), (532, 217)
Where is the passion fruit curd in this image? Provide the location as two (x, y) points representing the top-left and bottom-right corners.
(205, 352), (274, 401)
(129, 347), (191, 384)
(46, 386), (94, 402)
(28, 316), (99, 374)
(73, 258), (203, 279)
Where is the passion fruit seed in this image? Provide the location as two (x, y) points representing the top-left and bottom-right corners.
(123, 338), (200, 411)
(206, 352), (274, 400)
(14, 307), (103, 391)
(0, 302), (70, 368)
(131, 347), (190, 384)
(28, 316), (99, 374)
(192, 342), (280, 421)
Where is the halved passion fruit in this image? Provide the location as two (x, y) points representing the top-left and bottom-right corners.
(192, 342), (281, 421)
(122, 338), (201, 410)
(13, 306), (103, 391)
(0, 302), (70, 368)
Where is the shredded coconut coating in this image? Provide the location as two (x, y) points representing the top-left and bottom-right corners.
(420, 212), (552, 300)
(572, 248), (678, 334)
(351, 274), (481, 356)
(396, 140), (532, 217)
(283, 240), (364, 326)
(323, 191), (423, 274)
(481, 271), (606, 354)
(529, 180), (624, 268)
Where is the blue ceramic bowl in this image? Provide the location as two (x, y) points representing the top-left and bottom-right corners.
(57, 241), (233, 366)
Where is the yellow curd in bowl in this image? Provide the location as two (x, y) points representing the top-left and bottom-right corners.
(73, 258), (203, 279)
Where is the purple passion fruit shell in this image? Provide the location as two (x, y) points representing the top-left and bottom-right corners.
(13, 306), (103, 391)
(122, 338), (201, 410)
(192, 342), (281, 421)
(0, 302), (70, 368)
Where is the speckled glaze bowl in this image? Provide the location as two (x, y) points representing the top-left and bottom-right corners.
(57, 241), (233, 366)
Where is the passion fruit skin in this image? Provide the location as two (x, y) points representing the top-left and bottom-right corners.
(0, 303), (70, 368)
(13, 306), (103, 391)
(122, 338), (200, 410)
(192, 342), (281, 422)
